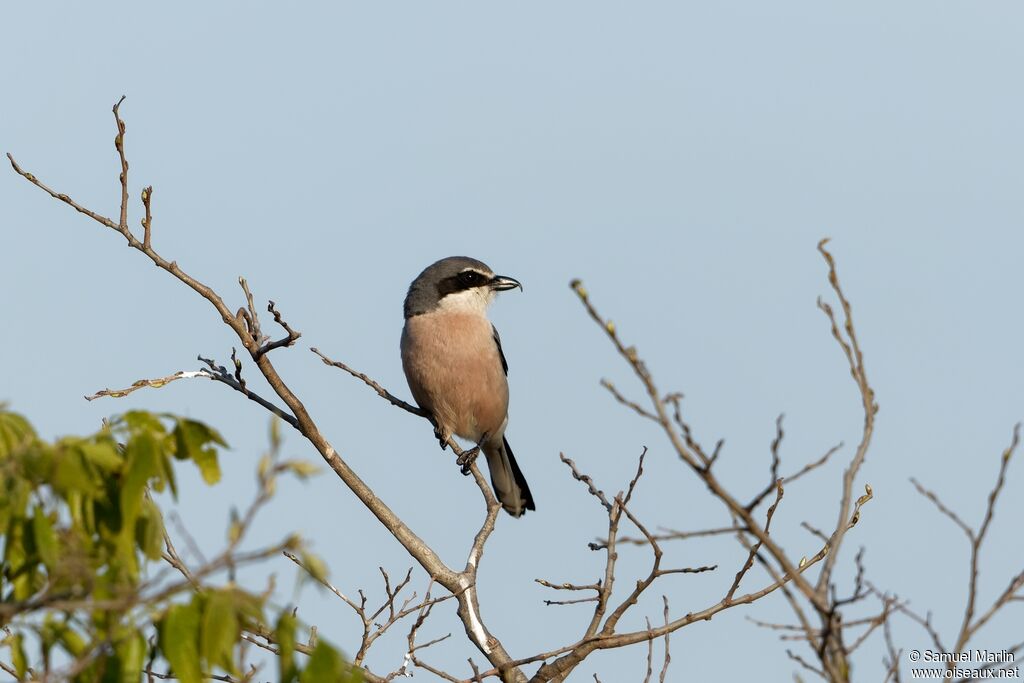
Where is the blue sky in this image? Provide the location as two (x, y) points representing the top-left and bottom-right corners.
(3, 2), (1024, 680)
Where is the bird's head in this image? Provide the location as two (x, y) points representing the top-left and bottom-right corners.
(404, 256), (521, 318)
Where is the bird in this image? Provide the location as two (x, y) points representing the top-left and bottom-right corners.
(401, 256), (535, 517)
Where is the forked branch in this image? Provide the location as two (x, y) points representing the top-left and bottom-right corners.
(7, 99), (526, 683)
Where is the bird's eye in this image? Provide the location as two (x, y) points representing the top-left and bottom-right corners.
(458, 271), (483, 286)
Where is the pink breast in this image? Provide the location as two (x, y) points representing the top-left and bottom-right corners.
(402, 312), (509, 442)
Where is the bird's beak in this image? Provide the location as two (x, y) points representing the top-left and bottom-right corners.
(489, 275), (523, 292)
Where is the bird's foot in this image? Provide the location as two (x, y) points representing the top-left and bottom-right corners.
(457, 445), (480, 476)
(433, 424), (450, 451)
(458, 432), (488, 475)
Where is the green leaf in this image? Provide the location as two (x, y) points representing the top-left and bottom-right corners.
(257, 453), (272, 481)
(160, 602), (202, 683)
(282, 460), (321, 479)
(77, 439), (123, 473)
(115, 631), (146, 683)
(231, 589), (266, 623)
(5, 519), (35, 600)
(9, 632), (28, 678)
(39, 616), (87, 667)
(173, 419), (225, 484)
(299, 641), (345, 683)
(173, 418), (228, 455)
(119, 433), (160, 576)
(0, 410), (36, 458)
(136, 499), (165, 561)
(227, 507), (242, 544)
(32, 506), (59, 569)
(194, 448), (221, 484)
(269, 417), (281, 451)
(60, 624), (88, 658)
(119, 411), (167, 437)
(200, 591), (239, 674)
(301, 552), (329, 584)
(160, 451), (178, 498)
(53, 447), (101, 497)
(276, 611), (298, 683)
(121, 433), (160, 518)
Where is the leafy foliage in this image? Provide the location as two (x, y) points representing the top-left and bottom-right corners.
(0, 408), (358, 682)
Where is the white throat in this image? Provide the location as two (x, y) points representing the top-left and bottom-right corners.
(437, 287), (494, 315)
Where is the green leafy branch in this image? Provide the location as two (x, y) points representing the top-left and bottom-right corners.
(0, 408), (359, 683)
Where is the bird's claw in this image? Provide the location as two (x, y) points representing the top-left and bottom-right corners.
(433, 425), (449, 451)
(457, 446), (481, 476)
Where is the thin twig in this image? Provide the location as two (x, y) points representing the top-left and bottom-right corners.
(85, 370), (211, 401)
(311, 347), (427, 417)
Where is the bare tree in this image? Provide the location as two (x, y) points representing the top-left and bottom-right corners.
(6, 99), (1022, 682)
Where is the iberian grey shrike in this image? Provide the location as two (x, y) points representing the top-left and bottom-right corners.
(401, 256), (536, 517)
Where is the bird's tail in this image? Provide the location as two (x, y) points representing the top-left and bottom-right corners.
(483, 436), (536, 518)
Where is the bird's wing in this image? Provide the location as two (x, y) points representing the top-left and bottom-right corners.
(492, 324), (509, 375)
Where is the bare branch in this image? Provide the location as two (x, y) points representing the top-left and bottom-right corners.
(141, 184), (153, 249)
(85, 369), (211, 401)
(569, 277), (829, 621)
(198, 356), (299, 428)
(230, 347), (246, 390)
(398, 580), (460, 682)
(311, 347), (427, 418)
(283, 551), (361, 613)
(594, 525), (743, 550)
(801, 521), (830, 545)
(727, 480), (784, 602)
(642, 617), (654, 683)
(785, 441), (843, 487)
(882, 610), (903, 683)
(600, 379), (658, 422)
(112, 96), (129, 229)
(747, 414), (785, 510)
(663, 391), (714, 466)
(536, 578), (600, 606)
(814, 238), (878, 600)
(144, 669), (239, 682)
(256, 300), (301, 358)
(535, 579), (601, 593)
(787, 649), (826, 679)
(543, 595), (600, 607)
(622, 447), (648, 507)
(560, 453), (613, 513)
(869, 583), (946, 655)
(516, 541), (832, 681)
(659, 596), (671, 683)
(909, 478), (974, 541)
(956, 424), (1021, 651)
